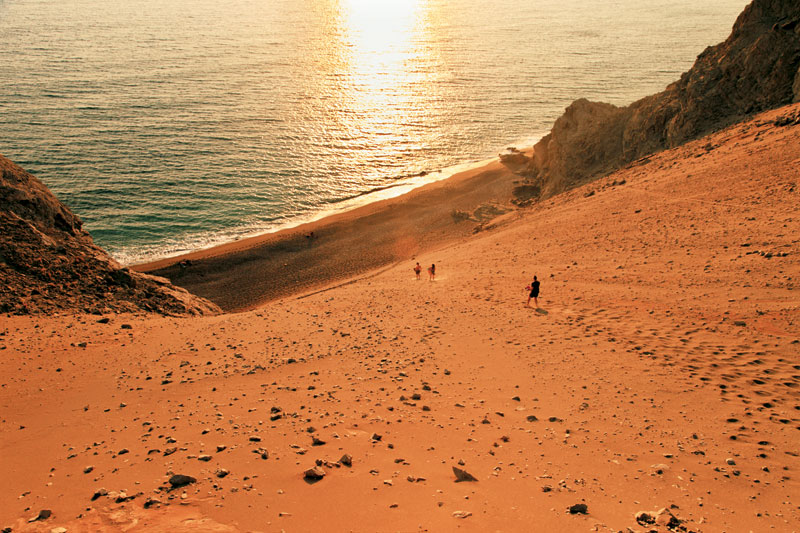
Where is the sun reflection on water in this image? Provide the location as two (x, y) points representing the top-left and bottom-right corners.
(330, 0), (435, 167)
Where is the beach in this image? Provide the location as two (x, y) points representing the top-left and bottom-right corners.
(133, 157), (528, 311)
(2, 103), (798, 532)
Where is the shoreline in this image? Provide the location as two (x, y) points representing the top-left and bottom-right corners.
(117, 141), (543, 268)
(130, 153), (502, 269)
(133, 151), (530, 311)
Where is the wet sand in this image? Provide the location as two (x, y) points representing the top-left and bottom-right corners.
(134, 158), (524, 312)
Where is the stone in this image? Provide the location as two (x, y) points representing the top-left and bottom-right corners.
(340, 454), (353, 467)
(655, 507), (682, 528)
(28, 509), (52, 522)
(90, 488), (108, 501)
(303, 466), (326, 481)
(452, 511), (472, 519)
(215, 468), (230, 478)
(198, 455), (212, 462)
(568, 503), (588, 515)
(143, 497), (161, 509)
(311, 436), (326, 446)
(651, 463), (670, 475)
(168, 474), (196, 488)
(83, 465), (94, 474)
(453, 466), (478, 482)
(635, 511), (655, 525)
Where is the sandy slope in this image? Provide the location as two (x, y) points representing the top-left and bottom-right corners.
(1, 104), (798, 532)
(134, 159), (522, 312)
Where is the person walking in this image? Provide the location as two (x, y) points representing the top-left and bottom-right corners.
(414, 262), (422, 280)
(428, 263), (436, 281)
(526, 276), (540, 308)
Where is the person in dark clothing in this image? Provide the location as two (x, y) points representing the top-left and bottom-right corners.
(526, 276), (540, 308)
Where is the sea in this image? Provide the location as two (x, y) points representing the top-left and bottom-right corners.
(0, 0), (749, 265)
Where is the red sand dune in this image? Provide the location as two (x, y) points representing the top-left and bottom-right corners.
(1, 104), (798, 532)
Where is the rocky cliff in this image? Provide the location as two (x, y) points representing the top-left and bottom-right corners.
(0, 155), (220, 315)
(524, 0), (800, 197)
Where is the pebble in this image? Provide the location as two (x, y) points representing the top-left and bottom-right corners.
(453, 466), (478, 482)
(28, 509), (52, 522)
(303, 466), (326, 481)
(568, 503), (588, 514)
(168, 474), (196, 488)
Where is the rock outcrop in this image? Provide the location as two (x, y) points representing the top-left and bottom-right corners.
(0, 155), (220, 315)
(524, 0), (800, 197)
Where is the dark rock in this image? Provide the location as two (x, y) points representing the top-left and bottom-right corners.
(28, 509), (52, 522)
(91, 488), (108, 501)
(168, 474), (196, 488)
(636, 511), (655, 525)
(198, 455), (212, 462)
(340, 454), (353, 467)
(568, 503), (588, 515)
(303, 466), (326, 481)
(452, 466), (478, 482)
(115, 491), (136, 503)
(143, 497), (161, 509)
(215, 468), (230, 478)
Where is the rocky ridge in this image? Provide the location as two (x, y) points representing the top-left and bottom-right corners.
(0, 155), (220, 315)
(520, 0), (800, 198)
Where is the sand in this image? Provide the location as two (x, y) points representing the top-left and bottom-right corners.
(134, 158), (525, 312)
(1, 104), (799, 532)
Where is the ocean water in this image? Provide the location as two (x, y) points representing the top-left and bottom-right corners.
(0, 0), (748, 265)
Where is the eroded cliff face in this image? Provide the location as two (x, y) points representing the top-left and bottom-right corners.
(525, 0), (800, 198)
(0, 155), (220, 315)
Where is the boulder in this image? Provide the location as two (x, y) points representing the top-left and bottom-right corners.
(0, 155), (220, 316)
(524, 0), (800, 198)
